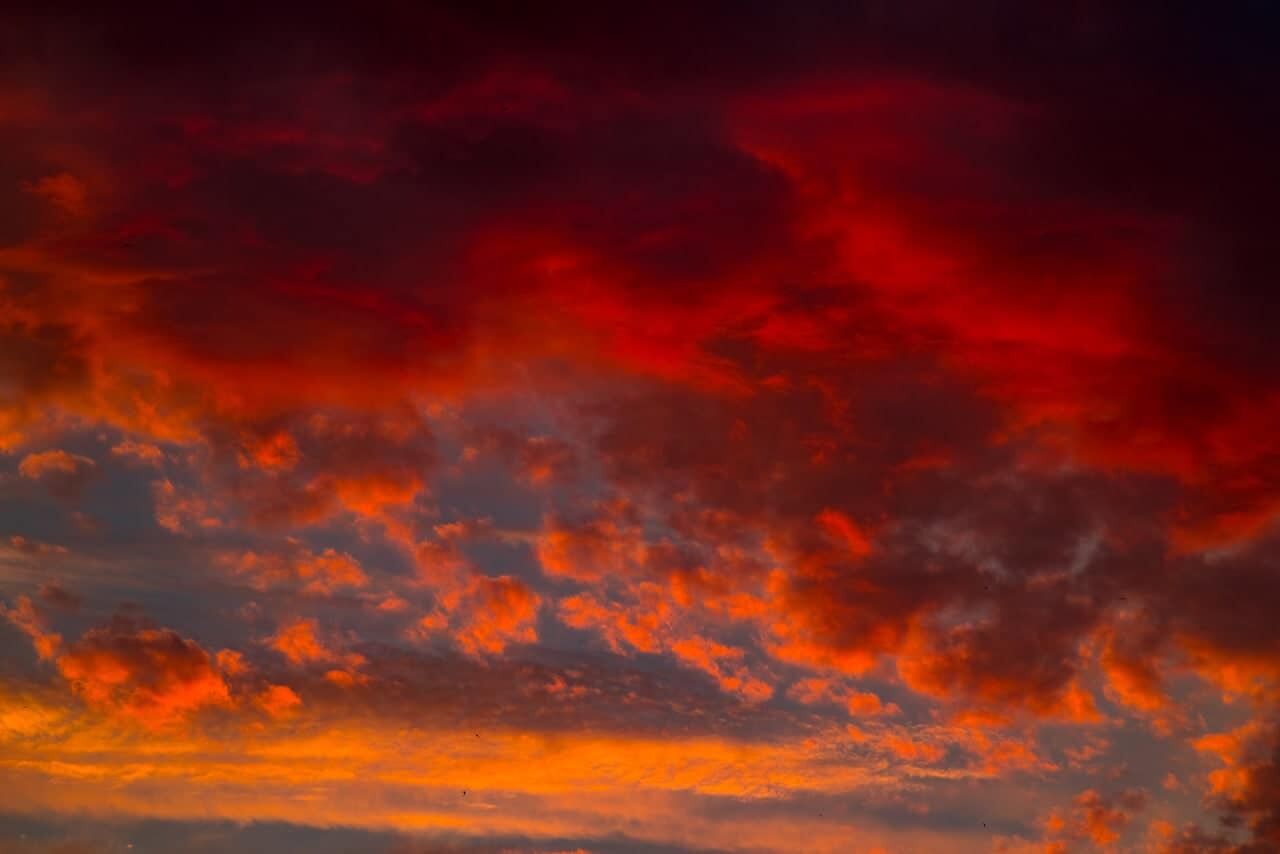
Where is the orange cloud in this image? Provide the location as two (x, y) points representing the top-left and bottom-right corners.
(786, 678), (897, 717)
(46, 615), (231, 728)
(222, 546), (369, 593)
(2, 595), (62, 660)
(215, 649), (249, 676)
(881, 733), (945, 765)
(268, 618), (340, 665)
(7, 535), (68, 556)
(18, 449), (96, 498)
(110, 438), (166, 465)
(152, 479), (224, 534)
(450, 576), (541, 656)
(558, 589), (667, 655)
(669, 636), (773, 703)
(1041, 788), (1147, 850)
(1191, 716), (1280, 850)
(258, 684), (302, 718)
(536, 509), (646, 582)
(1098, 626), (1184, 734)
(228, 410), (434, 527)
(463, 426), (577, 486)
(845, 691), (896, 717)
(788, 677), (838, 705)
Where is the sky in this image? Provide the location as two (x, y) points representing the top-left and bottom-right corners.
(1, 3), (1279, 852)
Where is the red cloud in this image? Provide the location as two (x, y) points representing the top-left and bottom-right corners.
(814, 508), (873, 558)
(50, 615), (230, 728)
(23, 171), (89, 216)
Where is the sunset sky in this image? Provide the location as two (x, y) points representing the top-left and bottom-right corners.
(2, 4), (1279, 852)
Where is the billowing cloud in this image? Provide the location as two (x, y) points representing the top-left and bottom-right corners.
(2, 609), (233, 728)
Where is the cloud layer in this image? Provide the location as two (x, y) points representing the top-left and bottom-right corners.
(1, 4), (1278, 852)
